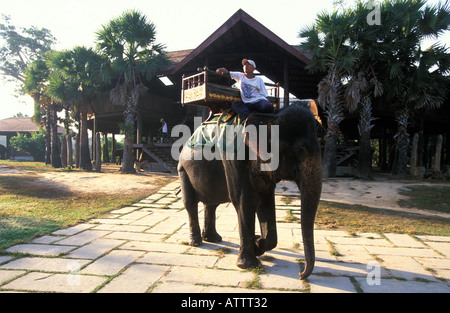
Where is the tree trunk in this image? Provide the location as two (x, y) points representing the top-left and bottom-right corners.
(319, 67), (343, 179)
(393, 127), (410, 178)
(79, 106), (92, 171)
(357, 95), (374, 179)
(75, 132), (80, 168)
(120, 96), (136, 173)
(121, 135), (135, 173)
(358, 132), (373, 179)
(67, 135), (73, 167)
(322, 130), (338, 178)
(45, 111), (51, 165)
(102, 133), (110, 163)
(392, 108), (410, 178)
(61, 135), (67, 168)
(51, 108), (62, 168)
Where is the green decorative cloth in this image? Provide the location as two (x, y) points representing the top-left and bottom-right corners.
(187, 113), (245, 152)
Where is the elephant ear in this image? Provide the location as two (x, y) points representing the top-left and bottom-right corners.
(243, 113), (278, 162)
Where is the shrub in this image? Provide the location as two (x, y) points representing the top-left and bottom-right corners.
(9, 132), (46, 162)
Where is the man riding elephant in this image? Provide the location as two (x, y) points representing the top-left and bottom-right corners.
(216, 59), (274, 119)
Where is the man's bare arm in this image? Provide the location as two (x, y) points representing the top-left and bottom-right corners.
(216, 67), (231, 79)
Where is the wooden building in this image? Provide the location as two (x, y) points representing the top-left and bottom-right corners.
(87, 9), (321, 172)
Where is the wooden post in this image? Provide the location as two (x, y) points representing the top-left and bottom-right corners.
(102, 133), (110, 163)
(61, 135), (67, 168)
(75, 132), (80, 168)
(92, 115), (97, 162)
(410, 133), (419, 177)
(283, 59), (290, 107)
(433, 134), (443, 173)
(67, 134), (73, 167)
(137, 112), (143, 145)
(95, 132), (101, 172)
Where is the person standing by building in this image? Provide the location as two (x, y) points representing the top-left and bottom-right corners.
(159, 118), (168, 143)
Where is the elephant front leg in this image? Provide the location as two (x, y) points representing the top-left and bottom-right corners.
(235, 202), (261, 269)
(255, 191), (277, 255)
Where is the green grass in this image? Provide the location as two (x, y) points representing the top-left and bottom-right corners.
(398, 185), (450, 214)
(315, 200), (450, 236)
(0, 161), (172, 250)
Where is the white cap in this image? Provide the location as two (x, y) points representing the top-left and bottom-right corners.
(242, 59), (256, 68)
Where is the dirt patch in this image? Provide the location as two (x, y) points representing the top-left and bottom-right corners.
(277, 177), (450, 219)
(1, 163), (449, 218)
(0, 163), (177, 196)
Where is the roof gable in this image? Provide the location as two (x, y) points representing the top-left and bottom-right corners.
(167, 9), (320, 99)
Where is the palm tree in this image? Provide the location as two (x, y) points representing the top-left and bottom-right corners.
(300, 9), (358, 178)
(377, 0), (450, 177)
(343, 2), (385, 179)
(96, 10), (168, 173)
(23, 56), (62, 168)
(46, 47), (111, 171)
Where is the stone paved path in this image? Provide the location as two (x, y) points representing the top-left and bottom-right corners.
(0, 180), (449, 293)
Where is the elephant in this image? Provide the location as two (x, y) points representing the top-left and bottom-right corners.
(177, 105), (322, 280)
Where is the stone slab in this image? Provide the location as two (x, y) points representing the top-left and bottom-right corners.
(5, 244), (76, 256)
(2, 272), (106, 293)
(52, 224), (94, 236)
(163, 266), (254, 287)
(120, 241), (189, 254)
(0, 269), (25, 284)
(104, 231), (166, 242)
(81, 250), (144, 276)
(137, 252), (218, 267)
(0, 256), (12, 265)
(66, 239), (126, 259)
(0, 257), (90, 272)
(355, 277), (450, 293)
(381, 255), (440, 281)
(98, 264), (169, 293)
(307, 275), (356, 293)
(383, 233), (426, 248)
(365, 246), (441, 258)
(56, 230), (111, 246)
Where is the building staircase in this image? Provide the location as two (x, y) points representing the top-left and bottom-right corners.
(134, 143), (178, 174)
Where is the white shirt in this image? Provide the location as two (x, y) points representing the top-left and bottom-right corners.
(229, 71), (268, 104)
(162, 122), (168, 133)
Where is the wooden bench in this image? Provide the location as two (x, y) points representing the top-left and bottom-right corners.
(181, 68), (280, 123)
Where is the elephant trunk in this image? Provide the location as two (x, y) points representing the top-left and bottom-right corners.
(297, 151), (322, 280)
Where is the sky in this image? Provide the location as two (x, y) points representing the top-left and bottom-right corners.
(0, 0), (448, 120)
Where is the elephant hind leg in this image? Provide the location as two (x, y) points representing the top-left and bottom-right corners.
(179, 170), (202, 247)
(202, 204), (222, 243)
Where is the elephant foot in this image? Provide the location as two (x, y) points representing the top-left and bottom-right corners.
(202, 231), (222, 243)
(254, 235), (266, 256)
(236, 255), (260, 269)
(189, 235), (202, 247)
